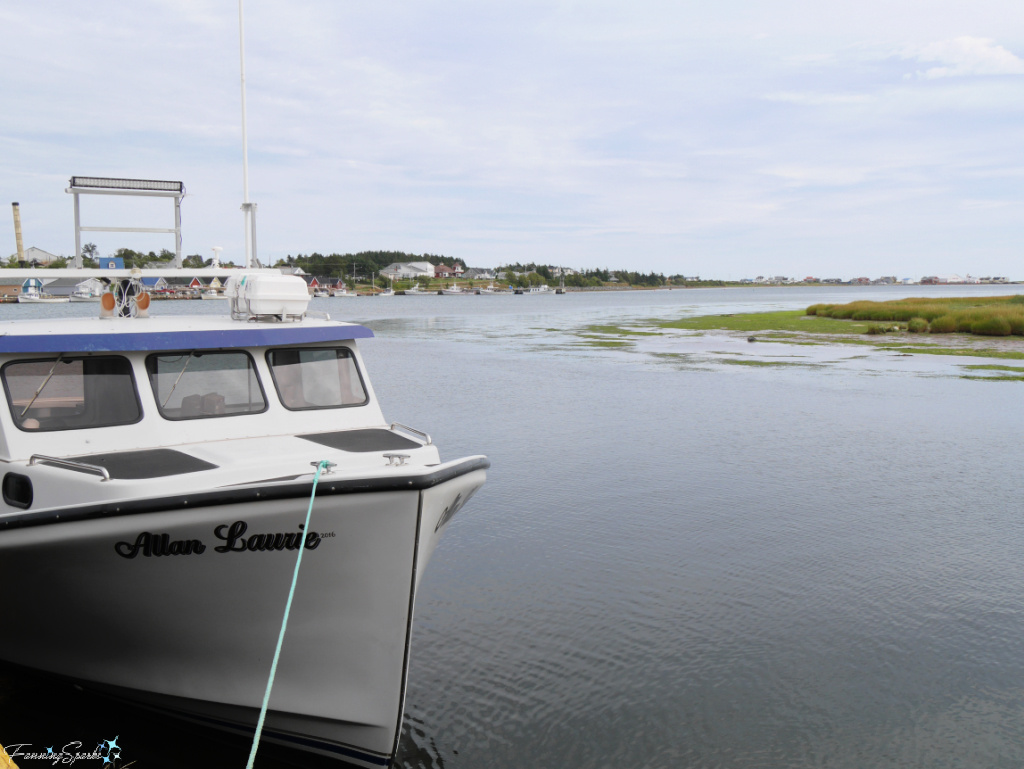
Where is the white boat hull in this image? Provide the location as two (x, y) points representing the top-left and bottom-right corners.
(0, 462), (486, 766)
(17, 295), (70, 303)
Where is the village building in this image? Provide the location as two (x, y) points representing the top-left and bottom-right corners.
(380, 262), (434, 280)
(34, 277), (107, 297)
(21, 247), (62, 267)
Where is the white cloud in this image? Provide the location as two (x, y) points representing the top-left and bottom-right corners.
(908, 37), (1024, 79)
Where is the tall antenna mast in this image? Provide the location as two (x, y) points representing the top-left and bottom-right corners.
(238, 0), (257, 268)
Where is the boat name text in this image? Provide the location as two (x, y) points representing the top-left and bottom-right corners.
(114, 520), (323, 559)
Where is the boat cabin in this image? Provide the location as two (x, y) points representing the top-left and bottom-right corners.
(0, 274), (441, 513)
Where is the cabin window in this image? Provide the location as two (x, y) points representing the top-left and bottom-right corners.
(267, 347), (368, 410)
(146, 351), (267, 420)
(2, 356), (142, 432)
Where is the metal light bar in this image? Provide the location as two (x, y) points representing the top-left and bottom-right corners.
(69, 177), (184, 194)
(66, 176), (186, 269)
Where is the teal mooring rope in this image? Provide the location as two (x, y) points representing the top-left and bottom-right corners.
(246, 459), (330, 769)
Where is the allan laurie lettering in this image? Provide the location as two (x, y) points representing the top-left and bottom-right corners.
(113, 520), (320, 559)
(214, 520), (321, 553)
(114, 532), (205, 559)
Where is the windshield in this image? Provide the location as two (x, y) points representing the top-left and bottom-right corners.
(2, 356), (142, 432)
(267, 347), (368, 410)
(146, 351), (267, 420)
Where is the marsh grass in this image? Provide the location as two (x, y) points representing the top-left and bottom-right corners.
(879, 345), (1024, 360)
(959, 373), (1024, 381)
(964, 364), (1024, 373)
(576, 336), (632, 348)
(662, 310), (871, 335)
(652, 306), (1024, 363)
(584, 324), (662, 337)
(808, 296), (1024, 337)
(719, 358), (819, 367)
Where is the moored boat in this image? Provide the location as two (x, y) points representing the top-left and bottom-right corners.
(0, 272), (488, 767)
(69, 288), (103, 302)
(17, 278), (69, 303)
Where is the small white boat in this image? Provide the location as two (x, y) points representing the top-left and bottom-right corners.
(70, 289), (103, 302)
(18, 278), (70, 303)
(17, 293), (70, 304)
(200, 289), (225, 299)
(402, 285), (430, 295)
(440, 277), (466, 295)
(513, 284), (554, 294)
(0, 271), (488, 767)
(377, 288), (395, 297)
(313, 289), (330, 298)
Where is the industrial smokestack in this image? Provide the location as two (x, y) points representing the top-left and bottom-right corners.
(11, 202), (25, 263)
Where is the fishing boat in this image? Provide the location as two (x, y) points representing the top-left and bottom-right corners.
(0, 270), (488, 768)
(69, 288), (103, 302)
(17, 278), (69, 304)
(439, 283), (465, 296)
(514, 284), (554, 295)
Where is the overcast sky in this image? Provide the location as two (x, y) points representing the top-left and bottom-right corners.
(2, 1), (1022, 279)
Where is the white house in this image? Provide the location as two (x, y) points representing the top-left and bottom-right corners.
(22, 247), (61, 266)
(381, 262), (435, 280)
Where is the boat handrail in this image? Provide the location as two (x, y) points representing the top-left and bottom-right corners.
(29, 454), (111, 481)
(390, 422), (432, 445)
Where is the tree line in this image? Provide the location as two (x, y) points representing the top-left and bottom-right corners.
(8, 246), (714, 289)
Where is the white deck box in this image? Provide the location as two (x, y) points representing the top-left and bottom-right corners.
(224, 274), (310, 319)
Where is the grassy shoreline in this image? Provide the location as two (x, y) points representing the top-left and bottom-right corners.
(654, 306), (1024, 361)
(807, 295), (1024, 337)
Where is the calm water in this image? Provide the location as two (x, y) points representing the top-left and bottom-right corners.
(3, 286), (1024, 768)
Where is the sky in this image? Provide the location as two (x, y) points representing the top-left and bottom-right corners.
(1, 1), (1022, 280)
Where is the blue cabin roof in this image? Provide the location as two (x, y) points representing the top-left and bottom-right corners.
(0, 318), (374, 354)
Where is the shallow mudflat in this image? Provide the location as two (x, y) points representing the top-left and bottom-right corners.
(569, 309), (1024, 380)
